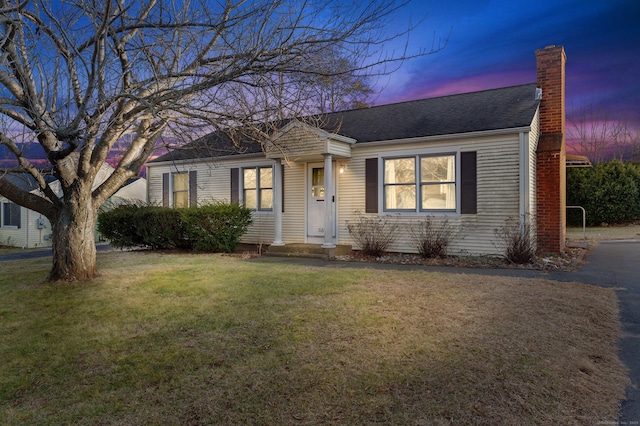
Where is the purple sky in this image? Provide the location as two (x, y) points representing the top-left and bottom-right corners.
(3, 0), (638, 168)
(374, 0), (640, 130)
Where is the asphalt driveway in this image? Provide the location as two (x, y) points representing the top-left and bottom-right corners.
(572, 240), (640, 424)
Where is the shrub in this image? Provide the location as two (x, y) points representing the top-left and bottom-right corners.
(409, 217), (456, 258)
(136, 206), (185, 249)
(98, 202), (252, 252)
(97, 204), (146, 248)
(181, 202), (253, 252)
(346, 212), (397, 257)
(494, 215), (536, 264)
(567, 160), (640, 226)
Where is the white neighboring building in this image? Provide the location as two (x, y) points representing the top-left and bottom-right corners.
(0, 164), (146, 248)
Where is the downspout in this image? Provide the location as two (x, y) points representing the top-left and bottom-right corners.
(518, 132), (535, 240)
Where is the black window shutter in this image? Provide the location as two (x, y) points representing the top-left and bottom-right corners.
(365, 158), (378, 213)
(460, 151), (477, 214)
(230, 168), (239, 204)
(189, 171), (197, 207)
(162, 173), (170, 207)
(16, 205), (21, 229)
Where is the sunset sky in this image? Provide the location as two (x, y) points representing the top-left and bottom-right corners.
(2, 0), (638, 167)
(374, 0), (639, 129)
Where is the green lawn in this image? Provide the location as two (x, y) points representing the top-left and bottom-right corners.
(0, 252), (627, 425)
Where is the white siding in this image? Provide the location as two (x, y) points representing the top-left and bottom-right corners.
(340, 133), (523, 256)
(327, 140), (353, 158)
(529, 108), (540, 219)
(0, 199), (52, 248)
(281, 162), (306, 243)
(269, 126), (324, 160)
(147, 130), (531, 256)
(147, 158), (278, 244)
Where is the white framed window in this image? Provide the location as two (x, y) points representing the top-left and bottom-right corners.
(172, 172), (189, 208)
(243, 166), (273, 211)
(1, 202), (21, 228)
(383, 154), (456, 212)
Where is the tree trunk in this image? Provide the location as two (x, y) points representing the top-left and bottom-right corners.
(49, 190), (98, 282)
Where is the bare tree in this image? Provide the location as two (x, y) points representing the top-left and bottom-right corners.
(568, 100), (640, 164)
(0, 0), (439, 281)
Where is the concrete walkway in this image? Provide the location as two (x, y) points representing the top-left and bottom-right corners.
(252, 240), (640, 423)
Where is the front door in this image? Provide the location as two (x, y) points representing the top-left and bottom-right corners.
(307, 163), (336, 241)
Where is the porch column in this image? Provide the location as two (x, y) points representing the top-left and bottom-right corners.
(322, 154), (336, 248)
(272, 158), (284, 246)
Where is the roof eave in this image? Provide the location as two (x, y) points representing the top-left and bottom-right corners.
(145, 151), (265, 167)
(352, 125), (534, 148)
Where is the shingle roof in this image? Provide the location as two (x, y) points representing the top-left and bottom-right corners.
(1, 172), (41, 192)
(0, 171), (58, 192)
(150, 83), (540, 163)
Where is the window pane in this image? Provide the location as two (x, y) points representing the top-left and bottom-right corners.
(2, 203), (8, 226)
(243, 169), (256, 189)
(421, 156), (454, 182)
(385, 184), (416, 210)
(173, 173), (189, 191)
(174, 192), (189, 208)
(312, 168), (324, 186)
(260, 189), (273, 209)
(422, 183), (456, 210)
(3, 203), (20, 227)
(260, 167), (272, 189)
(244, 189), (257, 209)
(385, 158), (415, 184)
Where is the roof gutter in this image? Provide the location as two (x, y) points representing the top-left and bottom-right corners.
(145, 152), (265, 168)
(351, 126), (533, 149)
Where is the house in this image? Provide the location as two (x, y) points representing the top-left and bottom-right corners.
(146, 45), (568, 256)
(0, 164), (147, 248)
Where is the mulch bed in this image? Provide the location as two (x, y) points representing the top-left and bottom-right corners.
(335, 245), (588, 272)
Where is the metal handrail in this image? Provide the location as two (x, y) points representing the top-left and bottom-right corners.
(567, 206), (586, 240)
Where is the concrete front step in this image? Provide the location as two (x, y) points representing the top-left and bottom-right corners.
(266, 243), (352, 259)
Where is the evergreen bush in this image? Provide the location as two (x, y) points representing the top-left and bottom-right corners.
(98, 203), (252, 252)
(567, 160), (640, 226)
(181, 203), (253, 252)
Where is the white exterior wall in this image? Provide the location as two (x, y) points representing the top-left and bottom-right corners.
(147, 124), (536, 256)
(281, 161), (306, 243)
(1, 164), (149, 249)
(338, 133), (523, 256)
(0, 197), (52, 248)
(147, 157), (278, 245)
(528, 108), (540, 219)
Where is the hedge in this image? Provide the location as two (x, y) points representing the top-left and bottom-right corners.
(566, 160), (640, 226)
(98, 202), (252, 252)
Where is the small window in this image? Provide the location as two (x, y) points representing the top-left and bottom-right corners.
(383, 154), (456, 212)
(2, 202), (21, 228)
(243, 166), (273, 211)
(172, 173), (189, 208)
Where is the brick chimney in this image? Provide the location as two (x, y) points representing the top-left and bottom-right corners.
(535, 45), (566, 254)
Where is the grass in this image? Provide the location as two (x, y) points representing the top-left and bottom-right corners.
(0, 251), (628, 425)
(567, 224), (640, 241)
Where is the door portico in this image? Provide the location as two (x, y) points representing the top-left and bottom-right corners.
(265, 120), (355, 248)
